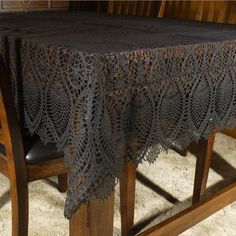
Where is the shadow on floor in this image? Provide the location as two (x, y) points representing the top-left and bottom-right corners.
(0, 177), (59, 210)
(43, 178), (59, 189)
(0, 190), (10, 210)
(189, 147), (236, 179)
(134, 148), (236, 234)
(136, 172), (180, 204)
(134, 176), (236, 234)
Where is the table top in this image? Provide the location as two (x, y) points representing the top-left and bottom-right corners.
(1, 11), (236, 53)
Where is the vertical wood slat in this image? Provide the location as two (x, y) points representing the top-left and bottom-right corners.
(51, 1), (69, 9)
(139, 1), (145, 16)
(215, 1), (228, 23)
(158, 0), (166, 17)
(108, 0), (114, 14)
(227, 2), (236, 24)
(107, 1), (162, 17)
(206, 1), (215, 22)
(132, 1), (138, 16)
(158, 0), (236, 24)
(163, 1), (204, 21)
(146, 1), (152, 17)
(123, 1), (129, 15)
(117, 1), (122, 15)
(97, 1), (108, 13)
(196, 1), (205, 21)
(48, 0), (51, 9)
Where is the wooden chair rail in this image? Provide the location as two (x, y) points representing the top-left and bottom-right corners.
(27, 157), (68, 182)
(0, 128), (5, 144)
(0, 153), (8, 176)
(138, 181), (236, 236)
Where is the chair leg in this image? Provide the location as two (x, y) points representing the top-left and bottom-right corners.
(120, 161), (137, 236)
(58, 173), (68, 193)
(192, 132), (216, 204)
(9, 176), (29, 236)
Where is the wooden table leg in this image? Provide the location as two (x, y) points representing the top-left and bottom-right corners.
(70, 192), (115, 236)
(192, 132), (216, 204)
(120, 161), (136, 236)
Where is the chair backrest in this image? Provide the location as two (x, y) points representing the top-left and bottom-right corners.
(107, 1), (162, 17)
(158, 1), (236, 24)
(106, 1), (236, 24)
(0, 56), (27, 177)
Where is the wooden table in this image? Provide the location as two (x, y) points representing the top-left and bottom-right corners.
(1, 11), (235, 236)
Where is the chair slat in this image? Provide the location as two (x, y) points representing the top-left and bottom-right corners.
(0, 128), (5, 144)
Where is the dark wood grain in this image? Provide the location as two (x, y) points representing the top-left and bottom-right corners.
(120, 161), (137, 236)
(159, 0), (236, 24)
(58, 173), (68, 193)
(70, 193), (115, 236)
(192, 132), (216, 204)
(107, 1), (161, 17)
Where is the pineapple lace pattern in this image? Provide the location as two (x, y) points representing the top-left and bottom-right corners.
(1, 36), (236, 218)
(21, 39), (236, 218)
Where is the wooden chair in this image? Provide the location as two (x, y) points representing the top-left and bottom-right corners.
(107, 1), (162, 17)
(106, 1), (236, 24)
(0, 56), (68, 236)
(158, 1), (236, 24)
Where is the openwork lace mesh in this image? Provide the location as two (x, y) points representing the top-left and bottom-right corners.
(19, 39), (236, 218)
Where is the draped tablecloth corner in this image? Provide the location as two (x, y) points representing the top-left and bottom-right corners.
(0, 12), (235, 218)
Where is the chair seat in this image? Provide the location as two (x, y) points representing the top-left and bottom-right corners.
(0, 134), (63, 164)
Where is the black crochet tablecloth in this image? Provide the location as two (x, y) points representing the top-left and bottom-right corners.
(0, 11), (236, 218)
